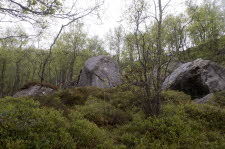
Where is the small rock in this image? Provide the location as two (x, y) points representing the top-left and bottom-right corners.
(13, 85), (55, 97)
(193, 93), (213, 104)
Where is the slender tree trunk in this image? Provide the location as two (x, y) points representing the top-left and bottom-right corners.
(151, 0), (163, 116)
(0, 60), (6, 97)
(12, 62), (21, 95)
(68, 56), (76, 82)
(68, 45), (77, 83)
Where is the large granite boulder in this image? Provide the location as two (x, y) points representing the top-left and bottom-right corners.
(13, 83), (57, 97)
(78, 55), (122, 88)
(162, 59), (225, 99)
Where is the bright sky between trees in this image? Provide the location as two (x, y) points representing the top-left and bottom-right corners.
(85, 0), (202, 38)
(0, 0), (203, 48)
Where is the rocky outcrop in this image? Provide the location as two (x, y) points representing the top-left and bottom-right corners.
(77, 55), (122, 88)
(13, 83), (56, 97)
(162, 59), (225, 99)
(193, 93), (213, 104)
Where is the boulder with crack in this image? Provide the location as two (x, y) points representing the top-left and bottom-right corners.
(77, 55), (122, 88)
(162, 59), (225, 99)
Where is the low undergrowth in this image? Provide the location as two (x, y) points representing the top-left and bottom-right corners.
(1, 87), (225, 148)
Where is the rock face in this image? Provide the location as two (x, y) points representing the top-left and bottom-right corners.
(193, 93), (213, 104)
(78, 55), (122, 88)
(162, 59), (225, 99)
(13, 85), (55, 97)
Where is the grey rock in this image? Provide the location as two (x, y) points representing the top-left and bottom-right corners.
(162, 59), (225, 99)
(63, 81), (78, 89)
(13, 85), (55, 97)
(193, 93), (213, 104)
(78, 55), (122, 88)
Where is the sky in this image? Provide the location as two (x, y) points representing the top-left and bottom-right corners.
(0, 0), (203, 48)
(45, 0), (200, 48)
(83, 0), (204, 39)
(85, 0), (125, 38)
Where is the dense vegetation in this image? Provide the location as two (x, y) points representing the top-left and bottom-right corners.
(1, 86), (225, 148)
(1, 0), (225, 148)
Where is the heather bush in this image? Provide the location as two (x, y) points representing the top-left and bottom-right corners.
(76, 96), (132, 126)
(0, 97), (74, 149)
(162, 90), (192, 104)
(184, 103), (225, 130)
(2, 87), (225, 149)
(209, 91), (225, 107)
(68, 111), (116, 148)
(114, 103), (225, 149)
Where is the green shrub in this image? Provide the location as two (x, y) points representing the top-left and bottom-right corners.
(110, 91), (141, 110)
(57, 89), (86, 106)
(2, 87), (225, 149)
(162, 90), (192, 104)
(52, 86), (141, 112)
(184, 103), (225, 130)
(76, 96), (132, 126)
(68, 111), (115, 148)
(57, 87), (107, 106)
(119, 116), (196, 148)
(114, 103), (225, 149)
(74, 86), (108, 100)
(118, 133), (138, 148)
(209, 91), (225, 107)
(0, 97), (75, 149)
(33, 94), (69, 116)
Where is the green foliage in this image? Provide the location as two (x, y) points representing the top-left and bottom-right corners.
(162, 90), (192, 104)
(182, 36), (225, 63)
(163, 14), (187, 53)
(186, 1), (224, 45)
(209, 91), (225, 107)
(0, 97), (75, 149)
(32, 86), (141, 118)
(1, 87), (225, 148)
(23, 0), (62, 15)
(32, 94), (70, 116)
(1, 0), (225, 148)
(68, 111), (114, 148)
(110, 90), (141, 110)
(115, 111), (200, 148)
(114, 103), (225, 149)
(0, 23), (109, 97)
(57, 87), (107, 106)
(76, 96), (132, 126)
(184, 103), (225, 131)
(57, 89), (87, 106)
